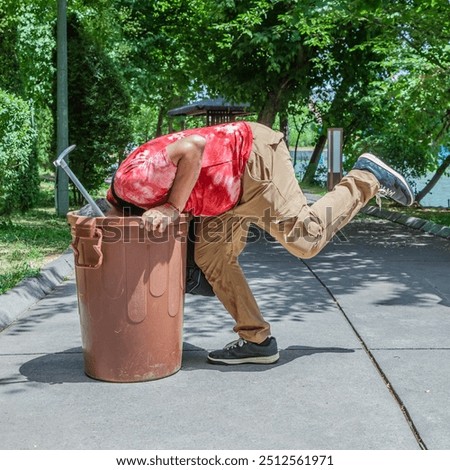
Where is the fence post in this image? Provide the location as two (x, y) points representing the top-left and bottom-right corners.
(327, 128), (343, 191)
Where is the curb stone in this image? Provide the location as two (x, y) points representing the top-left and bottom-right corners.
(0, 248), (74, 331)
(361, 205), (450, 240)
(437, 226), (450, 238)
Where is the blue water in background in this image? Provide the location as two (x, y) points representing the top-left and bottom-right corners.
(414, 174), (450, 208)
(291, 150), (450, 208)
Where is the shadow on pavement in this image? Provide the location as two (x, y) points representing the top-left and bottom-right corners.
(182, 344), (356, 373)
(1, 282), (78, 337)
(306, 218), (450, 309)
(17, 347), (90, 384)
(12, 344), (355, 385)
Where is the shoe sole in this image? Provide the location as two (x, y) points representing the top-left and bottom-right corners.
(360, 153), (414, 206)
(207, 352), (280, 365)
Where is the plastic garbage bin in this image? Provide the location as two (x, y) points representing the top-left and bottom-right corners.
(67, 212), (188, 382)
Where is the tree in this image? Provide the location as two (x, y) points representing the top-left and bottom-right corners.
(346, 0), (450, 201)
(64, 13), (132, 205)
(301, 11), (387, 184)
(1, 0), (448, 206)
(197, 0), (318, 127)
(109, 0), (210, 139)
(415, 152), (450, 204)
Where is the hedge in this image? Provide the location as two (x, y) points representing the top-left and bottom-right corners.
(0, 89), (39, 214)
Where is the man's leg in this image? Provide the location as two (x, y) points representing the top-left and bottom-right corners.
(197, 123), (378, 365)
(195, 213), (269, 343)
(194, 213), (279, 364)
(268, 169), (380, 259)
(237, 122), (380, 259)
(197, 123), (412, 365)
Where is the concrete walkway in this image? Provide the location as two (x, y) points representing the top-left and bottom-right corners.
(1, 212), (450, 450)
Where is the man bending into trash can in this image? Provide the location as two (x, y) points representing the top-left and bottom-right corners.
(106, 121), (414, 365)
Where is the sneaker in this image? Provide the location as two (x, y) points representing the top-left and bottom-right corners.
(207, 337), (279, 365)
(353, 153), (414, 206)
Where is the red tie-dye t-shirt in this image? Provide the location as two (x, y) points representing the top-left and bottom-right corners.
(107, 121), (253, 216)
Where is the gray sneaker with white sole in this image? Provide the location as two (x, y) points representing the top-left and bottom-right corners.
(207, 337), (279, 365)
(353, 153), (414, 206)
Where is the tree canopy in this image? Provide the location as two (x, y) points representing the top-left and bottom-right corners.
(0, 0), (448, 211)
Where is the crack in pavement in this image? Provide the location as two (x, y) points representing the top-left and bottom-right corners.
(301, 258), (428, 450)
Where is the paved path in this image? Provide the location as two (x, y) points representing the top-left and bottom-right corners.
(1, 213), (450, 450)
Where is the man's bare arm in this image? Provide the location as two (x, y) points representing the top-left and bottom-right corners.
(141, 135), (206, 232)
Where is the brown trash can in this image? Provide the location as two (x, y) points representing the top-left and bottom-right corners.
(67, 212), (188, 382)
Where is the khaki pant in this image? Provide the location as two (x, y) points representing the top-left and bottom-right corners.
(194, 122), (379, 343)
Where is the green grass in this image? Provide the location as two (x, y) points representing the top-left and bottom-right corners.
(0, 181), (72, 294)
(375, 201), (450, 227)
(0, 176), (111, 294)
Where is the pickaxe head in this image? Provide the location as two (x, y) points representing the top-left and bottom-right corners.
(54, 144), (77, 167)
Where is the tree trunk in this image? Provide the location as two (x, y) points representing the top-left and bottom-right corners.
(155, 106), (165, 137)
(415, 154), (450, 204)
(279, 111), (289, 146)
(293, 131), (301, 168)
(257, 91), (279, 128)
(302, 133), (327, 185)
(257, 77), (293, 128)
(292, 115), (313, 169)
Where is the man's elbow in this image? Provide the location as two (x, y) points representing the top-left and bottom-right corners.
(183, 136), (206, 164)
(168, 135), (206, 166)
(186, 135), (206, 153)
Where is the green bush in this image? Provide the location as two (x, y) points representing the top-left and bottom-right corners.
(0, 1), (56, 173)
(0, 89), (39, 214)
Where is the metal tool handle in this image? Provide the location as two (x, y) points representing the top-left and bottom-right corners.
(54, 145), (105, 217)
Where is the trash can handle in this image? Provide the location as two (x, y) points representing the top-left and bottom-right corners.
(71, 228), (104, 269)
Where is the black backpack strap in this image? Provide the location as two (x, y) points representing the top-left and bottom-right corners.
(185, 218), (215, 297)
